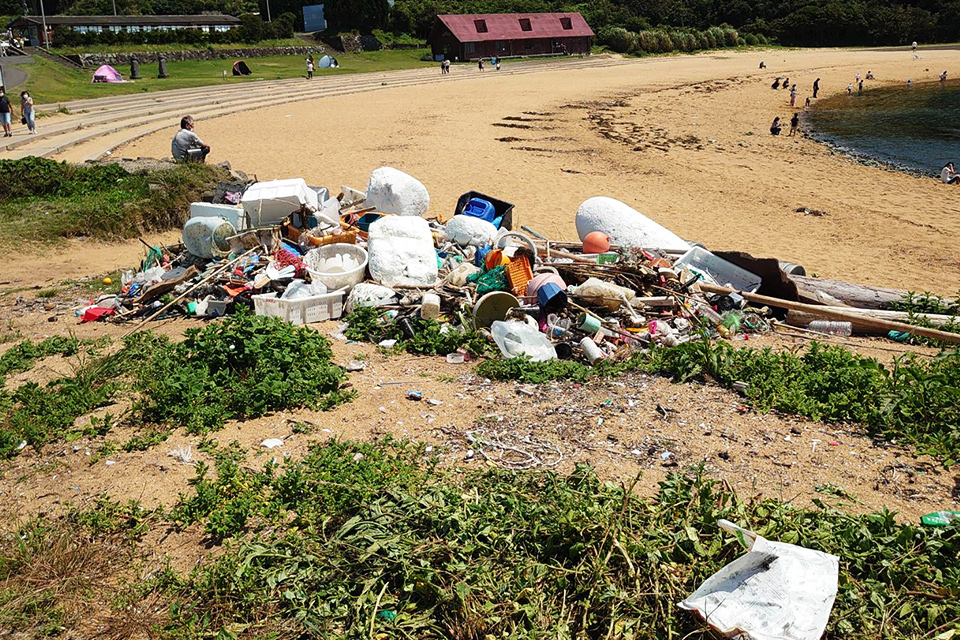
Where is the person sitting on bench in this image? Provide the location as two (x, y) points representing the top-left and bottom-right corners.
(171, 115), (210, 163)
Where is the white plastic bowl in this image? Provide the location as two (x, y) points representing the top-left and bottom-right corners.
(305, 243), (368, 292)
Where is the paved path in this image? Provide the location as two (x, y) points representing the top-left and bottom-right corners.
(0, 55), (637, 162)
(0, 57), (30, 90)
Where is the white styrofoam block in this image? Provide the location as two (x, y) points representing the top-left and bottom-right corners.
(241, 178), (319, 226)
(443, 215), (498, 247)
(345, 283), (398, 313)
(190, 202), (248, 231)
(365, 167), (430, 217)
(367, 216), (438, 287)
(575, 196), (690, 252)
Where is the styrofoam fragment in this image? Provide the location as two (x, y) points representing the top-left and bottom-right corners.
(346, 283), (398, 313)
(575, 196), (690, 252)
(443, 215), (498, 247)
(365, 167), (430, 217)
(367, 216), (438, 287)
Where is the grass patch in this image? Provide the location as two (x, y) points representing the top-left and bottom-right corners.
(24, 49), (434, 104)
(0, 312), (353, 459)
(0, 157), (228, 247)
(48, 38), (306, 55)
(344, 307), (493, 357)
(0, 335), (91, 386)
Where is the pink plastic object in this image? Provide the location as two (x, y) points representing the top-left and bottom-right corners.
(525, 273), (566, 298)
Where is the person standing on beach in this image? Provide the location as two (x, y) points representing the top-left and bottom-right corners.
(478, 58), (484, 71)
(20, 91), (35, 134)
(942, 162), (960, 184)
(912, 41), (918, 52)
(940, 71), (948, 82)
(858, 79), (864, 94)
(813, 78), (820, 98)
(790, 84), (797, 106)
(847, 83), (853, 94)
(789, 112), (800, 136)
(306, 57), (314, 80)
(0, 88), (13, 138)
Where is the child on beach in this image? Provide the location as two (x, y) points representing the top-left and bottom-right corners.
(789, 112), (799, 136)
(790, 84), (797, 106)
(847, 83), (853, 94)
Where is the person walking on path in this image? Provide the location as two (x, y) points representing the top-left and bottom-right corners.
(858, 79), (864, 94)
(790, 84), (797, 106)
(171, 115), (210, 163)
(0, 87), (13, 138)
(20, 91), (34, 134)
(813, 78), (820, 98)
(789, 112), (800, 136)
(306, 57), (314, 79)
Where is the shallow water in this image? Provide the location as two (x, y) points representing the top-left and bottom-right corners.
(808, 80), (960, 176)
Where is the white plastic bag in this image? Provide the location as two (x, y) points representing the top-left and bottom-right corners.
(490, 321), (557, 362)
(679, 519), (839, 640)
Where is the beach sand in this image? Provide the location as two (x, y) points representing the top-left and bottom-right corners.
(116, 47), (960, 294)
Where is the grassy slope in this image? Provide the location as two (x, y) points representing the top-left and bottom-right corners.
(47, 37), (307, 54)
(22, 48), (432, 104)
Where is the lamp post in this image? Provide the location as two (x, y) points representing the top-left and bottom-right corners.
(265, 0), (272, 22)
(39, 0), (48, 48)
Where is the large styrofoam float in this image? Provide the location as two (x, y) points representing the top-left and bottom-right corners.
(365, 167), (430, 217)
(575, 196), (690, 252)
(444, 215), (498, 247)
(367, 216), (438, 287)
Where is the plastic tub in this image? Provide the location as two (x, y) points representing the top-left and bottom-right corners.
(182, 216), (236, 259)
(304, 243), (368, 292)
(674, 246), (762, 293)
(253, 290), (345, 325)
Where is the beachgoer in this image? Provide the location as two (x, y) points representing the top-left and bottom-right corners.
(445, 59), (451, 74)
(790, 84), (797, 106)
(908, 78), (914, 86)
(858, 79), (864, 94)
(912, 41), (918, 52)
(940, 70), (948, 82)
(478, 58), (484, 71)
(789, 112), (800, 136)
(770, 116), (782, 136)
(495, 58), (501, 71)
(855, 73), (861, 83)
(20, 91), (35, 134)
(813, 78), (820, 98)
(306, 58), (314, 79)
(782, 77), (789, 89)
(0, 88), (13, 138)
(805, 96), (811, 107)
(759, 60), (766, 69)
(866, 70), (874, 79)
(771, 77), (781, 89)
(171, 115), (210, 163)
(847, 83), (853, 94)
(942, 162), (960, 184)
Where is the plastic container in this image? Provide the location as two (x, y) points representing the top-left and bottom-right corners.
(182, 216), (236, 259)
(253, 290), (345, 325)
(421, 293), (440, 320)
(526, 272), (566, 298)
(674, 246), (763, 293)
(505, 255), (533, 297)
(473, 291), (520, 328)
(241, 178), (319, 226)
(461, 197), (497, 223)
(807, 321), (853, 337)
(189, 202), (248, 231)
(304, 243), (368, 292)
(579, 337), (605, 364)
(455, 191), (515, 230)
(491, 321), (557, 362)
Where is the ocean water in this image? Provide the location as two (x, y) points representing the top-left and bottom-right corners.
(808, 80), (960, 177)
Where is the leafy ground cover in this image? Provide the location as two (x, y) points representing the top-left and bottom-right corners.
(0, 312), (353, 459)
(1, 439), (957, 638)
(20, 49), (432, 104)
(0, 157), (228, 247)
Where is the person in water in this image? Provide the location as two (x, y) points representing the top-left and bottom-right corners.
(770, 116), (782, 136)
(942, 161), (960, 184)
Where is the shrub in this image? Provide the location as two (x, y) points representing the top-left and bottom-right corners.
(745, 33), (759, 45)
(723, 28), (740, 46)
(597, 26), (636, 53)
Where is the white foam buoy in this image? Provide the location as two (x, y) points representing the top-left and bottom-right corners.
(575, 196), (689, 252)
(365, 167), (430, 217)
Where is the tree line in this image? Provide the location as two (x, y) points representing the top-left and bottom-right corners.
(6, 0), (960, 47)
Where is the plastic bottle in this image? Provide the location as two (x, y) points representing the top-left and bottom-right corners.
(568, 278), (636, 311)
(579, 337), (605, 364)
(546, 314), (572, 339)
(807, 321), (853, 337)
(696, 303), (724, 326)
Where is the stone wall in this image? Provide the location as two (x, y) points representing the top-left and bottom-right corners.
(320, 34), (382, 53)
(67, 45), (326, 68)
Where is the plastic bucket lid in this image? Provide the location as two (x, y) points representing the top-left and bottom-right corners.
(473, 291), (520, 328)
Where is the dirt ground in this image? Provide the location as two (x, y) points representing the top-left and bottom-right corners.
(2, 47), (960, 535)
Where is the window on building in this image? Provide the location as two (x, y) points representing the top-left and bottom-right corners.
(129, 25), (140, 32)
(90, 25), (102, 33)
(77, 25), (88, 33)
(560, 17), (572, 30)
(215, 25), (230, 32)
(143, 25), (153, 31)
(474, 19), (487, 33)
(464, 42), (476, 55)
(110, 25), (122, 32)
(519, 18), (532, 31)
(496, 40), (505, 52)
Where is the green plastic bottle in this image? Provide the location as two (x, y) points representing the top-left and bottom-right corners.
(920, 510), (960, 527)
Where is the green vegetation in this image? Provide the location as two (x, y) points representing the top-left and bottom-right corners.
(0, 156), (228, 246)
(478, 339), (960, 465)
(344, 306), (493, 357)
(3, 440), (957, 638)
(0, 336), (90, 386)
(21, 49), (431, 104)
(49, 37), (306, 55)
(0, 312), (353, 459)
(597, 24), (751, 55)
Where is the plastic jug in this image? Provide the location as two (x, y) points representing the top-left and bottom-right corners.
(490, 321), (557, 362)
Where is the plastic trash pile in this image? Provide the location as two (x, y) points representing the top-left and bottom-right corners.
(81, 166), (782, 365)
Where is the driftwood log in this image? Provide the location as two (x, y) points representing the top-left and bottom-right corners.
(786, 275), (913, 310)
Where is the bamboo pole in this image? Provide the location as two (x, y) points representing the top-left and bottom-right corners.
(698, 282), (960, 344)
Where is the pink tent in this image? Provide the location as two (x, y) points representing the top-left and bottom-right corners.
(91, 64), (123, 83)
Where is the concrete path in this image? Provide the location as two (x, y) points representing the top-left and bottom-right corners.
(0, 55), (636, 162)
(0, 57), (30, 90)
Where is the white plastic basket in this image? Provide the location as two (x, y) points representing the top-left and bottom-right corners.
(253, 290), (345, 325)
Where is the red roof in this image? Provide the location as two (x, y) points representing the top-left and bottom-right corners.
(436, 13), (594, 43)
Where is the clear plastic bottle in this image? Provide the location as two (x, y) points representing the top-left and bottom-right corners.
(807, 321), (853, 337)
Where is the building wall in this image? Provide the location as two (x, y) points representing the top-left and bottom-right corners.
(429, 27), (591, 61)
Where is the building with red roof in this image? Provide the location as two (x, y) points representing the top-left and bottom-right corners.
(427, 13), (594, 62)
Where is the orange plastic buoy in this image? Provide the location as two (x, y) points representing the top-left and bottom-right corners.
(583, 231), (611, 254)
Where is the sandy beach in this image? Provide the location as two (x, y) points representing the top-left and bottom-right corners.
(116, 47), (960, 294)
